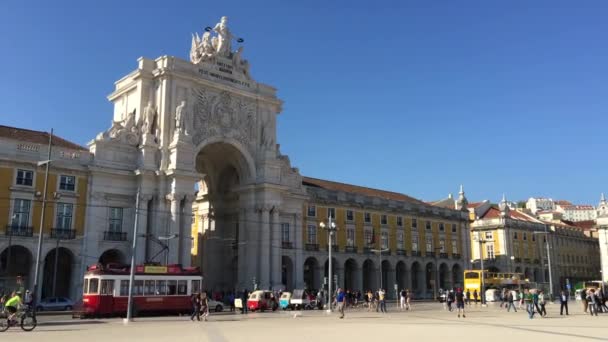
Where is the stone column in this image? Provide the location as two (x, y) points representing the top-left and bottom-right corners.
(244, 207), (259, 290)
(294, 214), (305, 288)
(355, 264), (363, 292)
(271, 208), (282, 289)
(135, 195), (152, 264)
(386, 267), (396, 299)
(180, 194), (195, 266)
(166, 193), (182, 264)
(237, 208), (248, 290)
(258, 205), (271, 289)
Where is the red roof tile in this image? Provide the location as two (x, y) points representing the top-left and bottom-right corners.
(302, 176), (426, 205)
(479, 206), (540, 223)
(563, 220), (596, 230)
(468, 202), (485, 209)
(0, 125), (86, 151)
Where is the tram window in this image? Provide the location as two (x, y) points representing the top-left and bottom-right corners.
(83, 279), (89, 294)
(134, 280), (144, 296)
(167, 280), (177, 295)
(89, 278), (99, 294)
(177, 280), (187, 295)
(464, 272), (480, 279)
(156, 280), (167, 295)
(144, 280), (156, 295)
(192, 280), (201, 293)
(101, 279), (114, 295)
(120, 280), (130, 296)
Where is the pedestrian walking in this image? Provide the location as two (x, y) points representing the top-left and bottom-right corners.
(597, 289), (608, 313)
(500, 288), (507, 308)
(465, 289), (471, 305)
(378, 288), (387, 313)
(241, 289), (249, 314)
(581, 289), (588, 313)
(538, 290), (547, 317)
(200, 292), (210, 321)
(473, 289), (478, 304)
(336, 288), (346, 319)
(587, 289), (599, 316)
(506, 290), (517, 312)
(446, 290), (454, 312)
(190, 293), (201, 321)
(455, 288), (466, 318)
(524, 289), (535, 319)
(559, 290), (569, 315)
(400, 289), (406, 310)
(532, 290), (542, 317)
(406, 289), (412, 311)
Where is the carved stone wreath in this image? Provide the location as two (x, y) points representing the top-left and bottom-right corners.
(190, 88), (255, 154)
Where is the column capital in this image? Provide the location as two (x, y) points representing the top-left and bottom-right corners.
(256, 204), (273, 213)
(166, 193), (184, 202)
(140, 194), (154, 202)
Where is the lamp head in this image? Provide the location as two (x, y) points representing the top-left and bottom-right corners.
(319, 222), (326, 229)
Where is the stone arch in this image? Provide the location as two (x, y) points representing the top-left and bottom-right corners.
(362, 259), (376, 291)
(515, 266), (522, 274)
(381, 260), (391, 290)
(344, 258), (358, 291)
(425, 262), (435, 291)
(303, 257), (320, 290)
(396, 261), (407, 291)
(439, 263), (450, 290)
(281, 256), (294, 290)
(411, 261), (421, 292)
(194, 138), (256, 183)
(0, 245), (33, 291)
(323, 257), (339, 288)
(98, 249), (125, 266)
(533, 268), (540, 282)
(42, 247), (74, 299)
(452, 264), (463, 288)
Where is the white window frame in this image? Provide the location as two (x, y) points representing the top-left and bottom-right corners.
(426, 236), (433, 252)
(486, 244), (495, 259)
(412, 235), (419, 252)
(58, 174), (77, 192)
(327, 207), (335, 219)
(11, 198), (31, 228)
(55, 202), (74, 230)
(306, 225), (317, 244)
(381, 215), (388, 225)
(411, 218), (418, 231)
(451, 224), (457, 233)
(14, 168), (34, 187)
(439, 239), (446, 253)
(281, 223), (290, 243)
(364, 229), (373, 245)
(109, 207), (123, 232)
(346, 227), (355, 247)
(364, 212), (371, 223)
(397, 216), (403, 227)
(426, 221), (432, 230)
(381, 231), (389, 249)
(397, 231), (404, 249)
(451, 239), (458, 254)
(307, 205), (316, 217)
(346, 210), (354, 222)
(485, 231), (493, 240)
(439, 223), (445, 232)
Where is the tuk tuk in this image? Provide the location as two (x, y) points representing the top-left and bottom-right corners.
(290, 289), (312, 310)
(279, 292), (292, 310)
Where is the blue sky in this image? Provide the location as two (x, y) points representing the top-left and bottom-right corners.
(1, 0), (606, 205)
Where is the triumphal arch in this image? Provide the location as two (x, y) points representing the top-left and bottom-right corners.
(85, 16), (307, 291)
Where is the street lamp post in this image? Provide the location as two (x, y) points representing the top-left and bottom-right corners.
(125, 189), (141, 323)
(319, 216), (337, 312)
(370, 248), (390, 290)
(33, 129), (53, 303)
(534, 227), (554, 300)
(473, 231), (492, 306)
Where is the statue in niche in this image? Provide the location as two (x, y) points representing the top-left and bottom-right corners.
(175, 100), (188, 136)
(213, 16), (233, 57)
(141, 101), (157, 135)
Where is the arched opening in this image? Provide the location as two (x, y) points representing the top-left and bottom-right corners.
(344, 259), (358, 291)
(411, 262), (420, 291)
(303, 257), (319, 290)
(439, 263), (450, 290)
(533, 268), (540, 282)
(524, 267), (531, 280)
(396, 261), (407, 291)
(544, 269), (549, 282)
(0, 245), (32, 291)
(452, 264), (463, 288)
(362, 259), (376, 291)
(381, 260), (390, 290)
(42, 247), (73, 299)
(488, 266), (500, 273)
(425, 262), (435, 291)
(281, 256), (294, 290)
(515, 266), (522, 274)
(195, 141), (254, 291)
(98, 249), (125, 267)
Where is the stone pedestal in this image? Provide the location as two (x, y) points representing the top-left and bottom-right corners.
(138, 134), (158, 169)
(168, 135), (194, 171)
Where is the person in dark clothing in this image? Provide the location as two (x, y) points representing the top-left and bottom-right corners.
(465, 289), (471, 305)
(473, 289), (478, 304)
(559, 290), (569, 315)
(241, 289), (249, 314)
(506, 291), (517, 312)
(455, 288), (466, 318)
(190, 293), (201, 321)
(446, 291), (455, 312)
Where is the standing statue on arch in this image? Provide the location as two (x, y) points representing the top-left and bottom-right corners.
(213, 16), (234, 57)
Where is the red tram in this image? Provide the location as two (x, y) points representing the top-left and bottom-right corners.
(80, 263), (203, 317)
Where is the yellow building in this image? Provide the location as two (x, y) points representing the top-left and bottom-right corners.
(0, 125), (91, 300)
(469, 196), (601, 295)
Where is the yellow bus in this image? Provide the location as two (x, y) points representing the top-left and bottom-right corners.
(464, 270), (531, 295)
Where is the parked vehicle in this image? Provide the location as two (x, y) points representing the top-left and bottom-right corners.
(36, 297), (74, 311)
(290, 289), (312, 310)
(279, 292), (291, 310)
(208, 299), (224, 312)
(247, 291), (278, 312)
